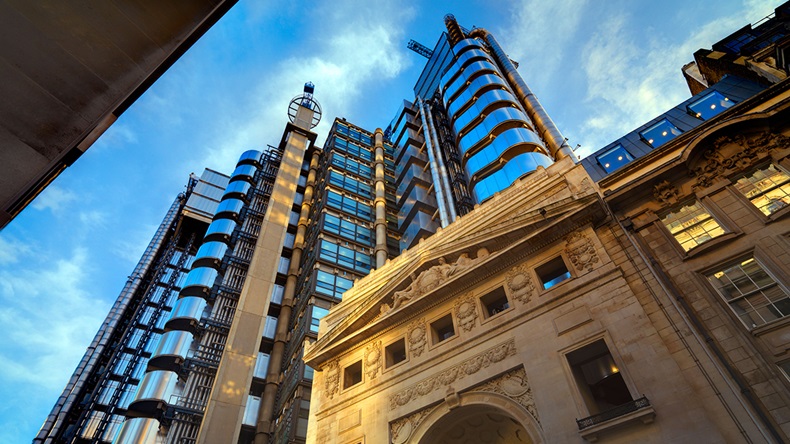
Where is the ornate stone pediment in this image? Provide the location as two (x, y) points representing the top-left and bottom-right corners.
(688, 131), (790, 190)
(304, 162), (608, 369)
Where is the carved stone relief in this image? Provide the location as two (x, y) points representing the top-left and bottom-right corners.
(652, 180), (680, 206)
(324, 359), (340, 399)
(475, 367), (541, 425)
(564, 231), (599, 273)
(390, 407), (433, 444)
(364, 340), (382, 380)
(381, 249), (492, 315)
(506, 263), (535, 304)
(691, 131), (790, 190)
(408, 318), (427, 357)
(389, 338), (516, 410)
(454, 292), (478, 332)
(389, 365), (541, 443)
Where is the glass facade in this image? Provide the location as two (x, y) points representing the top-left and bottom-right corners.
(597, 144), (634, 173)
(640, 118), (682, 148)
(688, 91), (735, 120)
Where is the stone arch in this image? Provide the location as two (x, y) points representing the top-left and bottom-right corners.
(680, 110), (774, 167)
(409, 391), (545, 444)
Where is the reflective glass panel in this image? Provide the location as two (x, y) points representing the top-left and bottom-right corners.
(734, 164), (790, 216)
(596, 144), (634, 173)
(661, 200), (725, 251)
(640, 119), (682, 148)
(688, 91), (735, 120)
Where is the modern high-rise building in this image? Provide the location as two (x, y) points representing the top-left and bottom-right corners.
(38, 10), (790, 444)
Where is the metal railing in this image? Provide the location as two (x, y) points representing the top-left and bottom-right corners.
(576, 396), (651, 430)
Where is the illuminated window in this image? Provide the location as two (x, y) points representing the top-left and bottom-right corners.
(688, 91), (735, 120)
(596, 144), (634, 173)
(707, 258), (790, 329)
(567, 340), (633, 414)
(639, 119), (682, 148)
(660, 200), (725, 251)
(734, 164), (790, 216)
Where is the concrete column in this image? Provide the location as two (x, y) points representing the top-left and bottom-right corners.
(196, 105), (315, 444)
(373, 128), (388, 268)
(253, 149), (319, 444)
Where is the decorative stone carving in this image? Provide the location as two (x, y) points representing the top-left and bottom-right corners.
(454, 292), (478, 332)
(364, 341), (382, 380)
(475, 367), (541, 425)
(389, 338), (516, 410)
(564, 231), (599, 273)
(390, 407), (433, 444)
(324, 359), (340, 399)
(652, 180), (680, 206)
(382, 249), (493, 315)
(691, 131), (790, 190)
(506, 263), (534, 304)
(408, 318), (427, 357)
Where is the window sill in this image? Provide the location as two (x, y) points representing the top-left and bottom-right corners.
(577, 398), (655, 442)
(683, 231), (742, 260)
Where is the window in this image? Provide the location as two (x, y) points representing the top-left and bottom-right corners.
(323, 214), (373, 246)
(536, 256), (571, 290)
(325, 190), (373, 221)
(596, 144), (634, 173)
(481, 287), (510, 317)
(328, 171), (372, 198)
(331, 152), (372, 178)
(343, 361), (363, 389)
(315, 270), (354, 300)
(707, 257), (790, 329)
(310, 306), (330, 333)
(567, 339), (633, 414)
(688, 91), (735, 120)
(304, 365), (314, 381)
(639, 119), (682, 148)
(660, 200), (725, 251)
(319, 239), (371, 273)
(385, 339), (407, 368)
(734, 164), (790, 216)
(430, 314), (456, 344)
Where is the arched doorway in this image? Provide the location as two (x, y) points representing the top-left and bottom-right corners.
(410, 392), (543, 444)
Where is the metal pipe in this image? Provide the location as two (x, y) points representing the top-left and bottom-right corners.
(35, 195), (183, 443)
(373, 128), (388, 268)
(425, 103), (457, 222)
(443, 14), (465, 46)
(467, 27), (576, 162)
(417, 98), (450, 227)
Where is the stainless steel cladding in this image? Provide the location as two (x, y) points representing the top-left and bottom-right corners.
(440, 35), (554, 202)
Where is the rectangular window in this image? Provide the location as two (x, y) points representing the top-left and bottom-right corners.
(688, 90), (735, 120)
(536, 256), (571, 290)
(596, 144), (634, 173)
(310, 306), (330, 333)
(639, 118), (682, 148)
(385, 339), (407, 368)
(325, 190), (373, 221)
(343, 361), (363, 389)
(567, 339), (633, 414)
(315, 270), (354, 299)
(319, 239), (371, 273)
(328, 171), (372, 198)
(323, 214), (373, 246)
(430, 314), (456, 344)
(481, 287), (510, 317)
(734, 164), (790, 216)
(660, 200), (725, 251)
(707, 258), (790, 329)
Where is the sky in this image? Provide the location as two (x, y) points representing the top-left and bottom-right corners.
(0, 0), (780, 442)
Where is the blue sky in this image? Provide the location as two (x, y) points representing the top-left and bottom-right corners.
(0, 0), (779, 441)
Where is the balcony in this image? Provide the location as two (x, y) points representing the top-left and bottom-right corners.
(576, 396), (655, 442)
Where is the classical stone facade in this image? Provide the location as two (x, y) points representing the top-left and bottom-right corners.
(303, 83), (790, 441)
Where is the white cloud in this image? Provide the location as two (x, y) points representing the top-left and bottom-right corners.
(30, 185), (78, 214)
(0, 235), (30, 265)
(499, 0), (589, 89)
(575, 0), (778, 156)
(195, 1), (415, 173)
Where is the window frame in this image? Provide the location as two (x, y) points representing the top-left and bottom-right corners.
(429, 312), (457, 347)
(730, 162), (790, 221)
(657, 197), (729, 254)
(596, 144), (634, 174)
(535, 255), (573, 292)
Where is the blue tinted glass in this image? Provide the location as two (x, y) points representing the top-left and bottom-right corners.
(596, 144), (634, 173)
(543, 271), (571, 289)
(640, 119), (683, 148)
(688, 91), (735, 120)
